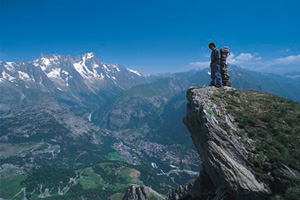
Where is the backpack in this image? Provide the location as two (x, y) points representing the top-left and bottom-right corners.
(220, 47), (230, 65)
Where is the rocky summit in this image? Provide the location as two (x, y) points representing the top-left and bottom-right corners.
(166, 86), (300, 200)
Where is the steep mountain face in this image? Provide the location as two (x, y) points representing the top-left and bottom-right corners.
(168, 87), (300, 200)
(95, 77), (190, 130)
(0, 53), (147, 113)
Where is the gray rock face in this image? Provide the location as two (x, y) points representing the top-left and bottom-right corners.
(181, 87), (271, 200)
(122, 185), (164, 200)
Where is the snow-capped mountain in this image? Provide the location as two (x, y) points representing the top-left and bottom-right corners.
(30, 52), (145, 92)
(1, 52), (145, 92)
(0, 60), (56, 92)
(0, 53), (147, 113)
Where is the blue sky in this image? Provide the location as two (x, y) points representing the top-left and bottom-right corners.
(0, 0), (299, 75)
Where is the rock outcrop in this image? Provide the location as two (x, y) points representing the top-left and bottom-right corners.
(176, 86), (271, 200)
(122, 184), (165, 200)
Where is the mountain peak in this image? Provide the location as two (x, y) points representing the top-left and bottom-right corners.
(77, 52), (101, 64)
(33, 54), (62, 68)
(83, 52), (97, 59)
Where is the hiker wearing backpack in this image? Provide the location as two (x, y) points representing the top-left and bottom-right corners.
(220, 47), (232, 87)
(208, 42), (222, 87)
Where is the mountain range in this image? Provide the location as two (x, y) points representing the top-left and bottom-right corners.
(1, 52), (300, 199)
(0, 52), (147, 115)
(1, 53), (299, 118)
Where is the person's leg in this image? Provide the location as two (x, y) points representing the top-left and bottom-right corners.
(210, 66), (215, 86)
(214, 63), (222, 86)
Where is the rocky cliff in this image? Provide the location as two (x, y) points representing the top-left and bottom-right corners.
(182, 87), (270, 199)
(121, 184), (165, 200)
(166, 86), (300, 200)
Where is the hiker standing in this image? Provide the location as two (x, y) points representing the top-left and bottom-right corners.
(208, 42), (222, 87)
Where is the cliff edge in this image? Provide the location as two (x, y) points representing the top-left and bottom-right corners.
(170, 86), (300, 200)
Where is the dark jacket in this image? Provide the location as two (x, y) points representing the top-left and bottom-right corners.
(210, 48), (221, 65)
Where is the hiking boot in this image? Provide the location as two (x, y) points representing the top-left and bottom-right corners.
(215, 84), (222, 88)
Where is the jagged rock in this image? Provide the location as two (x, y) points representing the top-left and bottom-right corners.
(165, 165), (235, 200)
(166, 172), (206, 200)
(180, 86), (271, 200)
(121, 184), (164, 200)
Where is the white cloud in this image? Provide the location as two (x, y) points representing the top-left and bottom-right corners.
(227, 52), (261, 66)
(235, 53), (254, 61)
(231, 54), (300, 74)
(264, 55), (300, 73)
(227, 53), (262, 67)
(272, 55), (300, 65)
(227, 53), (237, 64)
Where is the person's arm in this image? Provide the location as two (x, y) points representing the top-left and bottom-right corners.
(216, 49), (221, 61)
(210, 51), (212, 67)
